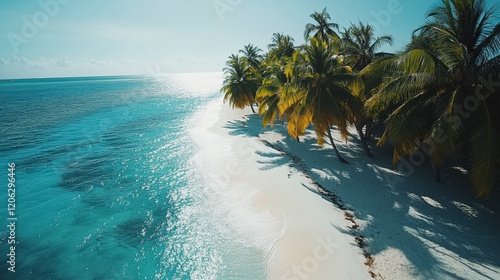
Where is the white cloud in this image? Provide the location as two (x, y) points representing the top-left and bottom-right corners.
(10, 56), (30, 66)
(55, 57), (71, 67)
(0, 56), (154, 79)
(0, 56), (72, 68)
(84, 58), (114, 66)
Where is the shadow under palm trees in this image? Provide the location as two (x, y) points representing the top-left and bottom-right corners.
(224, 111), (500, 279)
(224, 114), (263, 138)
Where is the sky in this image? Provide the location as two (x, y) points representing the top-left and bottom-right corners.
(0, 0), (495, 79)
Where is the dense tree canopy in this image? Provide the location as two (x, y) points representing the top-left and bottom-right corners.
(222, 0), (500, 197)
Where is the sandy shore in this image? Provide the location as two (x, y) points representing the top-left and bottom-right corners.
(191, 98), (500, 280)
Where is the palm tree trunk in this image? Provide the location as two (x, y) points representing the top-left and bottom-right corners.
(327, 129), (349, 164)
(249, 103), (256, 113)
(434, 166), (441, 182)
(355, 124), (374, 158)
(365, 121), (373, 141)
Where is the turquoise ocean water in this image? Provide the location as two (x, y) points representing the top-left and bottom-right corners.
(0, 73), (267, 279)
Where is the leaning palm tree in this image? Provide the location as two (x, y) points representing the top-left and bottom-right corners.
(283, 38), (360, 163)
(222, 54), (259, 113)
(304, 7), (340, 43)
(366, 0), (500, 197)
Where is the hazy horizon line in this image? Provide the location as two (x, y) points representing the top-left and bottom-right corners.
(0, 71), (224, 81)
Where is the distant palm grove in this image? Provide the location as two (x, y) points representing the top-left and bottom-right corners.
(222, 0), (500, 197)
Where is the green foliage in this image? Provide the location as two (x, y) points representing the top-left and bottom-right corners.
(340, 21), (393, 71)
(267, 33), (296, 62)
(367, 0), (500, 197)
(304, 8), (340, 43)
(222, 0), (500, 196)
(222, 55), (259, 112)
(239, 44), (263, 70)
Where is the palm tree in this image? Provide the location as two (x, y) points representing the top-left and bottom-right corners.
(256, 50), (306, 133)
(222, 54), (259, 113)
(304, 7), (340, 43)
(256, 35), (298, 131)
(239, 44), (263, 70)
(366, 0), (500, 197)
(282, 38), (360, 163)
(341, 21), (393, 71)
(267, 33), (296, 61)
(255, 60), (287, 128)
(339, 21), (394, 158)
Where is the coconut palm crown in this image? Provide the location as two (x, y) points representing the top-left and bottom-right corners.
(367, 0), (500, 197)
(304, 7), (340, 43)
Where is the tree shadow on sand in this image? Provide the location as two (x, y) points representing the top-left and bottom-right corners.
(224, 114), (262, 138)
(224, 112), (500, 280)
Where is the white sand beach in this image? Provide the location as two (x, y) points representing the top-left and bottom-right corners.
(191, 98), (500, 280)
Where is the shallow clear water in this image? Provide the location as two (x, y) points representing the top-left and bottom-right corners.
(0, 73), (267, 279)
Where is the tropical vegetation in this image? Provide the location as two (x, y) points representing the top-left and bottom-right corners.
(221, 0), (500, 197)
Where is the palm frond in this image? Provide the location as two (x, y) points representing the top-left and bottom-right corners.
(378, 90), (436, 164)
(466, 99), (500, 197)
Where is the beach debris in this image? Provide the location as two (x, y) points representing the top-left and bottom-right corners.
(355, 236), (365, 248)
(344, 212), (359, 229)
(364, 254), (375, 266)
(343, 211), (382, 279)
(257, 136), (383, 279)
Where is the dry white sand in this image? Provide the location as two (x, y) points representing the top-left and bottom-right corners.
(191, 98), (500, 280)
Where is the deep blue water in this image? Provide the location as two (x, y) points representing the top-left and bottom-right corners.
(0, 74), (266, 279)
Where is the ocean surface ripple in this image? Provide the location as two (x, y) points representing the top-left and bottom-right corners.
(0, 74), (266, 279)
